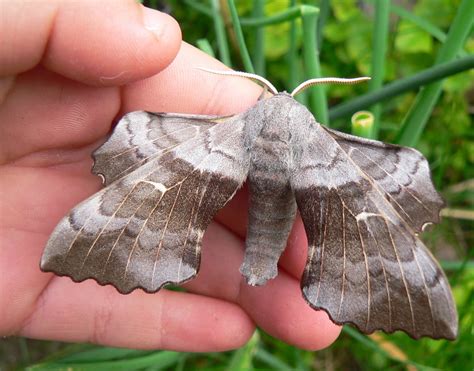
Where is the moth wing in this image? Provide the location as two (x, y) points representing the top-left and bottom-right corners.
(322, 126), (444, 232)
(41, 113), (249, 294)
(93, 111), (229, 185)
(290, 123), (457, 339)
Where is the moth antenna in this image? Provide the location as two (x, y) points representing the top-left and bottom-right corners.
(291, 77), (371, 97)
(197, 67), (279, 95)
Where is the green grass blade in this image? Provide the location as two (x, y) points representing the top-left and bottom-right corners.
(227, 0), (254, 73)
(254, 348), (293, 371)
(210, 0), (231, 66)
(35, 344), (97, 363)
(441, 259), (474, 271)
(301, 6), (327, 124)
(28, 351), (183, 371)
(329, 55), (474, 121)
(251, 0), (265, 76)
(390, 4), (446, 43)
(196, 38), (216, 57)
(390, 3), (469, 59)
(368, 0), (390, 139)
(365, 0), (468, 58)
(343, 328), (435, 370)
(226, 331), (259, 370)
(54, 347), (150, 363)
(396, 0), (474, 146)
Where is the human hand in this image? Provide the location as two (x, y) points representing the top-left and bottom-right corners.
(0, 0), (341, 352)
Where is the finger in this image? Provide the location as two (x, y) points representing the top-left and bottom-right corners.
(0, 166), (336, 351)
(0, 67), (118, 165)
(121, 42), (262, 115)
(0, 166), (102, 335)
(0, 0), (181, 86)
(19, 278), (254, 352)
(0, 43), (259, 165)
(185, 223), (341, 350)
(2, 140), (239, 355)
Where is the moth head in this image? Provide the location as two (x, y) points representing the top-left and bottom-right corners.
(197, 67), (370, 97)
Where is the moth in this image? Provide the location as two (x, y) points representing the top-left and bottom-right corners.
(41, 69), (458, 340)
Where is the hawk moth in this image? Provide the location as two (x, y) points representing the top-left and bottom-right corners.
(41, 69), (458, 340)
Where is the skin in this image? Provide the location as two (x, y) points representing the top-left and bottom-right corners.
(0, 0), (341, 352)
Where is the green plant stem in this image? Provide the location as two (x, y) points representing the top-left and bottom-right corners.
(183, 0), (212, 17)
(396, 0), (474, 146)
(351, 111), (374, 138)
(316, 0), (330, 51)
(301, 6), (327, 124)
(368, 0), (390, 139)
(227, 0), (254, 73)
(210, 0), (231, 66)
(288, 0), (298, 95)
(251, 0), (265, 76)
(329, 55), (474, 121)
(240, 6), (303, 27)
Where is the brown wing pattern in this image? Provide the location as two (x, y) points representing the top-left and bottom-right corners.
(291, 124), (457, 339)
(41, 113), (249, 294)
(93, 112), (228, 185)
(322, 127), (444, 232)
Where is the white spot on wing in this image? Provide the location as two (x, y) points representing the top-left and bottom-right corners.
(140, 180), (168, 193)
(356, 212), (381, 222)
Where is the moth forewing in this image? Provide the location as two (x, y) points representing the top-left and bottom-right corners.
(41, 111), (251, 294)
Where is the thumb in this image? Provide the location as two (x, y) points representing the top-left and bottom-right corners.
(0, 0), (181, 86)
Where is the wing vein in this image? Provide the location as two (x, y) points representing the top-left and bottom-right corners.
(315, 198), (329, 303)
(152, 182), (184, 286)
(401, 228), (437, 333)
(79, 183), (141, 271)
(111, 142), (183, 181)
(108, 125), (200, 160)
(384, 219), (416, 333)
(356, 218), (371, 331)
(338, 197), (346, 318)
(176, 175), (203, 282)
(350, 148), (433, 214)
(368, 219), (392, 331)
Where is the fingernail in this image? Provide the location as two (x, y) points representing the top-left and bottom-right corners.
(142, 7), (167, 40)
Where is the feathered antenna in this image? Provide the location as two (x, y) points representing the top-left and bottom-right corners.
(197, 67), (279, 95)
(198, 68), (370, 97)
(291, 77), (371, 97)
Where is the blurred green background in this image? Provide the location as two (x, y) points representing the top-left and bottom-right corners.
(3, 1), (472, 370)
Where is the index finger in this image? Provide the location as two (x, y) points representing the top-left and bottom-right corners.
(0, 0), (181, 85)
